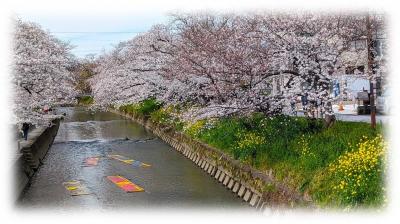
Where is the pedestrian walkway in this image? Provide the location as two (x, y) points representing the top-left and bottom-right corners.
(334, 113), (389, 124)
(291, 104), (389, 124)
(332, 104), (389, 124)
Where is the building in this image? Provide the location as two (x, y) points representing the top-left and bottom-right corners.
(333, 26), (387, 104)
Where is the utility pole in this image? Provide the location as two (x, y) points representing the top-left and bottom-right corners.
(366, 13), (376, 129)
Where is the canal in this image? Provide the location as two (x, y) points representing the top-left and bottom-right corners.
(19, 107), (248, 210)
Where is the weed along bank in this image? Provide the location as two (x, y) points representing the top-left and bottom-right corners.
(112, 98), (386, 209)
(111, 109), (309, 209)
(12, 11), (388, 212)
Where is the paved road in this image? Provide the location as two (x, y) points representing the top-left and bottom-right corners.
(293, 111), (390, 124)
(334, 113), (389, 124)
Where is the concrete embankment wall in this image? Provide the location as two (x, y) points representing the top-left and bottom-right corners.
(112, 110), (313, 211)
(14, 118), (61, 199)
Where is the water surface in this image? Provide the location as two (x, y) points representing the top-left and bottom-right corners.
(19, 107), (248, 210)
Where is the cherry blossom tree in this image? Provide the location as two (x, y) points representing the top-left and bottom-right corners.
(90, 25), (179, 109)
(12, 19), (77, 126)
(253, 13), (362, 116)
(158, 13), (337, 119)
(91, 12), (386, 122)
(166, 13), (386, 120)
(73, 54), (97, 95)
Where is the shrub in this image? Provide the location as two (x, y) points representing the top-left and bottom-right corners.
(135, 98), (162, 116)
(150, 106), (186, 131)
(78, 95), (94, 105)
(118, 98), (162, 117)
(150, 107), (171, 125)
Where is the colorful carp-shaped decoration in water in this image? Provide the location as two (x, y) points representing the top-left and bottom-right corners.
(107, 175), (144, 192)
(107, 154), (151, 168)
(63, 180), (91, 196)
(82, 157), (100, 167)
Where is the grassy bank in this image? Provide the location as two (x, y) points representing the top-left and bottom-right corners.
(117, 99), (387, 209)
(77, 95), (94, 105)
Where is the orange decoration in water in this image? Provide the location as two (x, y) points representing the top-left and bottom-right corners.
(107, 175), (144, 192)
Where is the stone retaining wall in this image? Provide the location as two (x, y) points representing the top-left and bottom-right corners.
(14, 118), (61, 199)
(112, 110), (313, 211)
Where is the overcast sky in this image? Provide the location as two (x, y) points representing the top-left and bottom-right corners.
(9, 0), (397, 60)
(17, 11), (169, 58)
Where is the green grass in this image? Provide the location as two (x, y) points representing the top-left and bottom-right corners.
(77, 95), (94, 105)
(182, 113), (385, 208)
(149, 105), (185, 131)
(119, 98), (162, 117)
(117, 98), (386, 208)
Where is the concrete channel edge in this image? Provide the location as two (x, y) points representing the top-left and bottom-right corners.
(14, 118), (61, 200)
(111, 110), (313, 211)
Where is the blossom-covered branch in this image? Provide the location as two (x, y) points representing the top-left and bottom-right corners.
(12, 19), (77, 125)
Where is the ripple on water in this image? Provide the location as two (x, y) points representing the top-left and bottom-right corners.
(19, 107), (248, 209)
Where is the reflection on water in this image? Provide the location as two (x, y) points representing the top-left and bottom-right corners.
(55, 107), (151, 143)
(20, 107), (248, 210)
(55, 120), (150, 143)
(56, 107), (123, 122)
